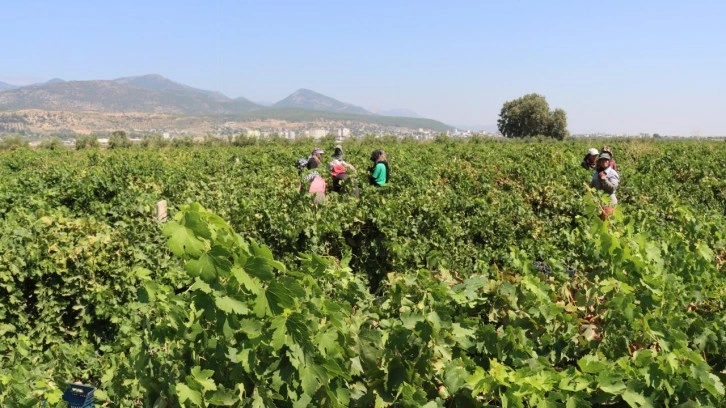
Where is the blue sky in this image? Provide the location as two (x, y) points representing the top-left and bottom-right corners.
(2, 1), (725, 135)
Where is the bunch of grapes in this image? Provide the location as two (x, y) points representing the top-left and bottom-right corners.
(533, 260), (552, 275)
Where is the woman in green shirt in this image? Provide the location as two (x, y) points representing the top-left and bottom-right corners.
(369, 149), (390, 186)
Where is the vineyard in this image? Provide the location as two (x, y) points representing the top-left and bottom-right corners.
(0, 137), (724, 407)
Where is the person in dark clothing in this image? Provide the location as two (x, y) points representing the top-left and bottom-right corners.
(296, 157), (309, 175)
(581, 148), (598, 170)
(329, 145), (356, 193)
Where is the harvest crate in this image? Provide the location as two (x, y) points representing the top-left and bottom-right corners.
(62, 383), (95, 407)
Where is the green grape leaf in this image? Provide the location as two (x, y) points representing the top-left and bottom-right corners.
(215, 295), (249, 315)
(164, 222), (206, 258)
(176, 383), (203, 406)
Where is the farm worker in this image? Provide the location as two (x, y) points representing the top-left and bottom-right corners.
(295, 157), (309, 175)
(309, 147), (324, 165)
(299, 148), (326, 203)
(590, 151), (620, 218)
(581, 148), (598, 170)
(329, 145), (356, 193)
(601, 145), (618, 171)
(369, 149), (390, 187)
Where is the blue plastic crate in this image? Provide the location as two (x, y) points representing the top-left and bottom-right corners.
(62, 383), (95, 408)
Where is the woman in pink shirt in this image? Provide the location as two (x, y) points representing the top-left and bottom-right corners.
(299, 148), (326, 203)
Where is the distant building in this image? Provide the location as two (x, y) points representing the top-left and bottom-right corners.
(307, 129), (328, 139)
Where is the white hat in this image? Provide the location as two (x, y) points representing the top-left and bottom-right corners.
(587, 148), (599, 156)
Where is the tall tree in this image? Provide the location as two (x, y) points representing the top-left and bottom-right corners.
(548, 108), (569, 140)
(497, 94), (568, 139)
(75, 134), (100, 150)
(109, 130), (131, 149)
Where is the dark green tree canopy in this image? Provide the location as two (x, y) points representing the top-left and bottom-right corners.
(75, 134), (100, 150)
(497, 93), (569, 140)
(109, 130), (131, 149)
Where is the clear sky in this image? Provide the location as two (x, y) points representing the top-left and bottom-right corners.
(2, 0), (725, 135)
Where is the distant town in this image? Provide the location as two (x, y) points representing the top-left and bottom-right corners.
(8, 128), (723, 150)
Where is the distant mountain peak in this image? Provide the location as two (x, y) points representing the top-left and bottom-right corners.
(274, 89), (371, 115)
(135, 73), (166, 80)
(291, 88), (322, 96)
(114, 74), (186, 90)
(113, 74), (229, 100)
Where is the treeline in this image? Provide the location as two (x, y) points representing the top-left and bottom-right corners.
(0, 132), (309, 151)
(1, 131), (468, 151)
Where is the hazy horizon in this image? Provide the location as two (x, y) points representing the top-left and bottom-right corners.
(2, 1), (725, 136)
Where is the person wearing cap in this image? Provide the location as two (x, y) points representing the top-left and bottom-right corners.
(329, 145), (356, 193)
(590, 151), (620, 207)
(601, 145), (618, 171)
(369, 149), (390, 187)
(308, 148), (324, 167)
(581, 148), (599, 170)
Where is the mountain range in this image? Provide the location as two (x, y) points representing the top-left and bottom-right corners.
(0, 81), (18, 91)
(0, 74), (451, 132)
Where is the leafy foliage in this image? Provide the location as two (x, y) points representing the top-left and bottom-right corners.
(109, 130), (132, 149)
(0, 134), (28, 150)
(0, 138), (724, 406)
(75, 134), (101, 150)
(497, 93), (569, 139)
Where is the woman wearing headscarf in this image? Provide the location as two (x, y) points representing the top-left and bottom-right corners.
(329, 145), (356, 193)
(299, 148), (326, 203)
(369, 149), (390, 187)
